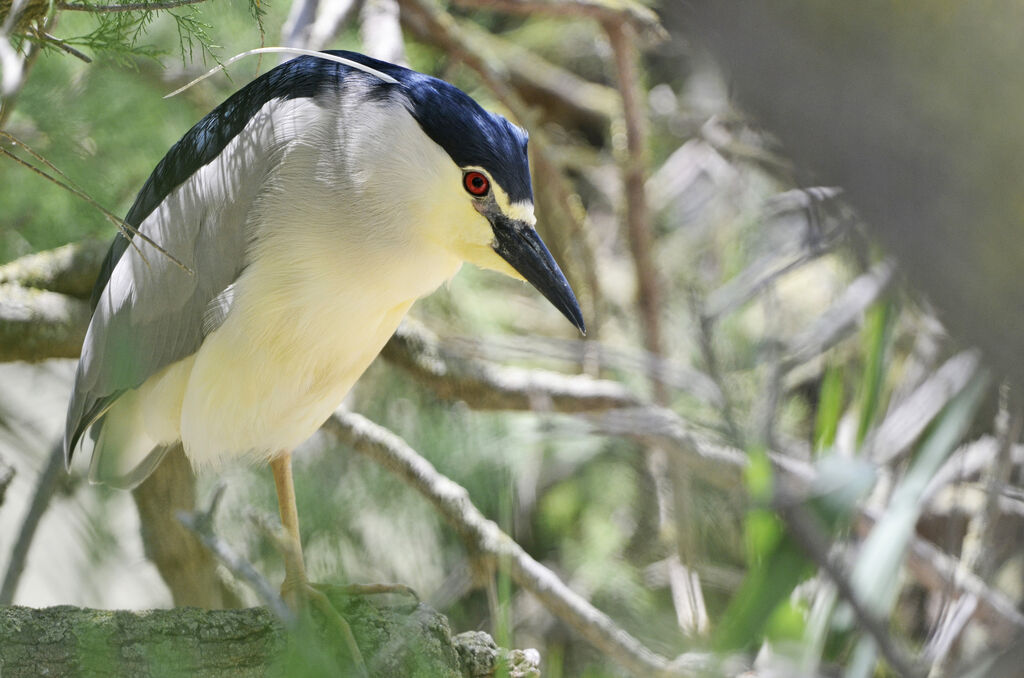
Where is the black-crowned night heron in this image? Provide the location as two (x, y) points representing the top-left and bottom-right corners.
(63, 50), (583, 610)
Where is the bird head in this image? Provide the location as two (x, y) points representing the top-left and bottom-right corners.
(398, 71), (586, 335)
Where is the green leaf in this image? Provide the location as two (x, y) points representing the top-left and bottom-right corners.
(815, 364), (844, 452)
(713, 533), (812, 652)
(856, 301), (892, 445)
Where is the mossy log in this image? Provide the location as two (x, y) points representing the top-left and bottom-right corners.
(0, 593), (531, 678)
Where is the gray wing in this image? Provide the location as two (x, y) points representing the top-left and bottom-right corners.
(64, 136), (267, 464)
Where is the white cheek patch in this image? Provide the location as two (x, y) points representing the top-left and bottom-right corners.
(505, 201), (536, 226)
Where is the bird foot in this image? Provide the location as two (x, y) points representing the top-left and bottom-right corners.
(312, 581), (420, 605)
(281, 579), (370, 678)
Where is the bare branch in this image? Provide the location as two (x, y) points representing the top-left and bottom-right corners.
(37, 31), (91, 61)
(56, 0), (210, 12)
(383, 322), (640, 413)
(442, 333), (723, 405)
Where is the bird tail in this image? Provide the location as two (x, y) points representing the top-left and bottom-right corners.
(83, 412), (173, 489)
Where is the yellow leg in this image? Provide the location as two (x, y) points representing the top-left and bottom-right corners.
(270, 451), (368, 677)
(271, 451), (307, 604)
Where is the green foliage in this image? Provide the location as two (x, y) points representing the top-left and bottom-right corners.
(855, 300), (892, 445)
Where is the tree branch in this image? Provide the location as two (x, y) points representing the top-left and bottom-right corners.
(0, 283), (90, 362)
(0, 240), (107, 298)
(382, 322), (640, 413)
(56, 0), (211, 12)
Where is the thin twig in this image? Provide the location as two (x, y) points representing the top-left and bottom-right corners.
(177, 485), (295, 624)
(0, 135), (193, 274)
(606, 17), (709, 634)
(38, 32), (92, 61)
(57, 0), (210, 11)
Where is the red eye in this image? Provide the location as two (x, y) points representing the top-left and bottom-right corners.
(463, 171), (489, 196)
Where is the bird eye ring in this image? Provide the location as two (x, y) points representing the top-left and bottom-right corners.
(463, 171), (489, 197)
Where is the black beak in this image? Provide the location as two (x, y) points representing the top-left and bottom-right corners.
(490, 215), (586, 334)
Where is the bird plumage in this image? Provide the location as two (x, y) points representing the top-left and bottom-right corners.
(65, 50), (579, 488)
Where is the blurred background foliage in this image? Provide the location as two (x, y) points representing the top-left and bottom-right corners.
(2, 0), (1023, 676)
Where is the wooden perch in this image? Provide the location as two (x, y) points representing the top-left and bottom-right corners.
(0, 592), (533, 677)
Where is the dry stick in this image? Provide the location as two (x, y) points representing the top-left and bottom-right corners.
(324, 410), (722, 678)
(775, 497), (925, 678)
(605, 18), (709, 635)
(382, 322), (640, 412)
